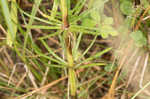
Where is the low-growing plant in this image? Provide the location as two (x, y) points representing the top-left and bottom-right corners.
(0, 0), (150, 99)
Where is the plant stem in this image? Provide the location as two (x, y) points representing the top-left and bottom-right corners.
(65, 33), (77, 97)
(60, 0), (69, 29)
(61, 0), (76, 97)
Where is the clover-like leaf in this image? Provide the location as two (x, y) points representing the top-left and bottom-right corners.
(100, 25), (118, 38)
(124, 16), (133, 28)
(120, 1), (135, 15)
(130, 30), (147, 47)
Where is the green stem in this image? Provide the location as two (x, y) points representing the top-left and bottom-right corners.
(66, 35), (77, 96)
(69, 68), (76, 96)
(60, 0), (69, 28)
(61, 0), (76, 96)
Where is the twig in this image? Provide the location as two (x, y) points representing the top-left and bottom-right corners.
(134, 5), (150, 31)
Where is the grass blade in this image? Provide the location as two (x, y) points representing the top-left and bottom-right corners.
(0, 0), (15, 46)
(77, 63), (106, 69)
(78, 35), (97, 60)
(40, 40), (67, 64)
(25, 25), (61, 30)
(24, 0), (42, 51)
(72, 32), (83, 61)
(76, 47), (112, 67)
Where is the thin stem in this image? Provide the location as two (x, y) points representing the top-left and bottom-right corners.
(60, 0), (76, 97)
(60, 0), (69, 29)
(134, 5), (150, 31)
(65, 32), (77, 96)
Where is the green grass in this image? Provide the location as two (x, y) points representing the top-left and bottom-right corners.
(0, 0), (150, 99)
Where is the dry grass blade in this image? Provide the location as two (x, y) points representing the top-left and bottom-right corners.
(17, 76), (67, 99)
(16, 69), (83, 99)
(102, 55), (127, 99)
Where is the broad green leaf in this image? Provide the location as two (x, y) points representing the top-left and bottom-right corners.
(100, 25), (118, 38)
(120, 1), (135, 15)
(130, 30), (147, 47)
